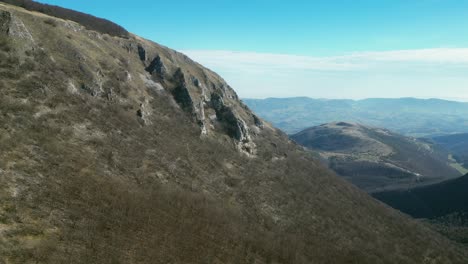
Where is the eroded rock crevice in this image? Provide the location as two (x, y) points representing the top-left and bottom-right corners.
(146, 55), (166, 80)
(211, 93), (256, 156)
(137, 44), (146, 62)
(172, 68), (195, 113)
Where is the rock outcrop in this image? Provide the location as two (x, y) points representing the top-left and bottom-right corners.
(145, 55), (166, 80)
(138, 47), (258, 153)
(137, 44), (146, 62)
(211, 93), (256, 155)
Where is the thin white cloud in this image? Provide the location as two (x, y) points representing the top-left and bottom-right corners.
(353, 48), (468, 63)
(182, 48), (468, 73)
(181, 50), (361, 71)
(179, 48), (468, 99)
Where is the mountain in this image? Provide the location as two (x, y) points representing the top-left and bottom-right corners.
(243, 97), (468, 137)
(1, 1), (467, 263)
(431, 133), (468, 172)
(291, 122), (461, 192)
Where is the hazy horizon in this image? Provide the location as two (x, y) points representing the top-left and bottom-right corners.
(242, 96), (468, 103)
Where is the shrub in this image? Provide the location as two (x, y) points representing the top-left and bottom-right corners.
(43, 18), (56, 27)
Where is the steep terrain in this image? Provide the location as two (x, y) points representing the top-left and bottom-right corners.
(244, 97), (468, 136)
(0, 2), (467, 263)
(431, 133), (468, 172)
(373, 174), (468, 219)
(373, 174), (468, 244)
(291, 122), (461, 192)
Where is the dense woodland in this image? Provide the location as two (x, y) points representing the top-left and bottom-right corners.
(373, 174), (468, 219)
(432, 133), (468, 168)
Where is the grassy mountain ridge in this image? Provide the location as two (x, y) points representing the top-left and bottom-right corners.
(244, 97), (468, 136)
(291, 122), (461, 192)
(0, 2), (467, 263)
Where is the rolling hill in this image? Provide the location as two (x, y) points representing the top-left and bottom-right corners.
(243, 97), (468, 137)
(0, 1), (467, 263)
(291, 122), (461, 192)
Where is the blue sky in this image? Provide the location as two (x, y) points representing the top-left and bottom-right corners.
(36, 0), (468, 100)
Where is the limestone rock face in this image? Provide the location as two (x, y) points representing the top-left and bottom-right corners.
(133, 43), (259, 153)
(211, 93), (256, 155)
(172, 68), (195, 113)
(137, 44), (146, 61)
(145, 55), (166, 79)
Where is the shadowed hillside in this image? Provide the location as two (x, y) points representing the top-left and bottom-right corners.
(373, 174), (468, 219)
(373, 174), (468, 244)
(0, 2), (467, 263)
(291, 122), (461, 192)
(431, 133), (468, 171)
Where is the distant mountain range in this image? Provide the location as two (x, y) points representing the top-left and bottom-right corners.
(243, 97), (468, 137)
(291, 122), (462, 192)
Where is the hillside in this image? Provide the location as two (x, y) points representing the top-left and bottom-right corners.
(291, 122), (461, 192)
(243, 97), (468, 137)
(373, 174), (468, 245)
(431, 133), (468, 171)
(0, 2), (467, 263)
(373, 174), (468, 219)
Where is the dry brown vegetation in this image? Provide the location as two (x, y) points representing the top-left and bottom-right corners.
(0, 3), (467, 263)
(0, 0), (129, 37)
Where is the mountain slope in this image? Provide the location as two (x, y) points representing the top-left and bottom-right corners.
(373, 174), (468, 245)
(0, 2), (467, 263)
(244, 97), (468, 136)
(373, 174), (468, 219)
(291, 122), (461, 192)
(431, 133), (468, 171)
